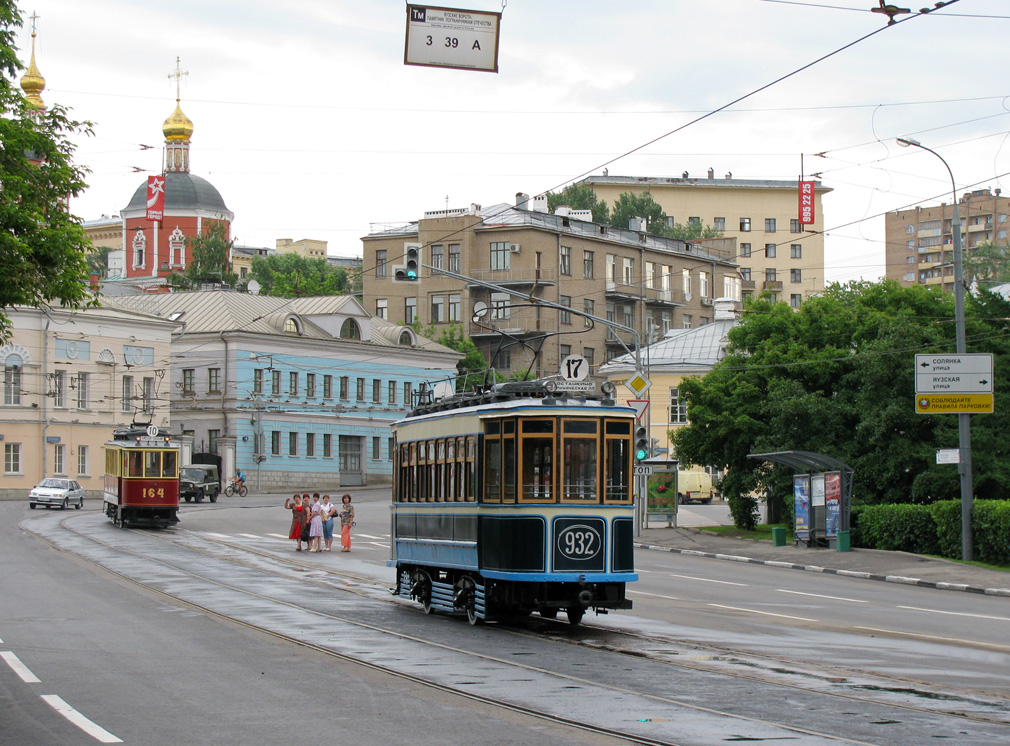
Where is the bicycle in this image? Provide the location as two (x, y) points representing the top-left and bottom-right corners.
(225, 478), (248, 497)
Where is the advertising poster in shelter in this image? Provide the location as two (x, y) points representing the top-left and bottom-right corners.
(647, 470), (678, 515)
(793, 475), (810, 540)
(824, 471), (841, 537)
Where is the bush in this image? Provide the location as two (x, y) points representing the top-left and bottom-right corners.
(930, 500), (962, 559)
(973, 501), (1010, 565)
(728, 493), (759, 531)
(856, 503), (940, 555)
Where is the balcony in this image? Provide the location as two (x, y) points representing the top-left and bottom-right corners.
(741, 280), (756, 291)
(763, 280), (783, 290)
(470, 307), (558, 338)
(466, 268), (556, 288)
(642, 285), (681, 307)
(604, 280), (642, 301)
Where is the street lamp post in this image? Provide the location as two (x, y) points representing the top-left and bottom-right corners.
(897, 137), (974, 561)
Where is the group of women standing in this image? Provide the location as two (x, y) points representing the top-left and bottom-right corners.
(285, 492), (354, 553)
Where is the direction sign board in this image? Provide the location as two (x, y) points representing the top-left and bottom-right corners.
(915, 353), (993, 394)
(916, 394), (994, 414)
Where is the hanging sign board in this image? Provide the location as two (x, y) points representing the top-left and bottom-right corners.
(146, 175), (165, 222)
(798, 180), (815, 225)
(405, 5), (501, 73)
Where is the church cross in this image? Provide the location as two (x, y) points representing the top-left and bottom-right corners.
(168, 56), (188, 102)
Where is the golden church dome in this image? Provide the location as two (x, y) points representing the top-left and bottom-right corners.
(162, 101), (194, 142)
(19, 33), (45, 110)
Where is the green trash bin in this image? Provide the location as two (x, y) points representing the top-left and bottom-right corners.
(771, 526), (786, 547)
(836, 530), (851, 552)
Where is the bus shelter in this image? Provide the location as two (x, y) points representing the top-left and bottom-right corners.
(748, 451), (853, 550)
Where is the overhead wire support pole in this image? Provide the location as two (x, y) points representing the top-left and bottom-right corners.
(429, 265), (643, 374)
(897, 136), (973, 561)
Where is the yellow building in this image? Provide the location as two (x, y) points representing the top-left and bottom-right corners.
(599, 298), (737, 466)
(579, 172), (830, 307)
(0, 305), (178, 498)
(276, 238), (328, 260)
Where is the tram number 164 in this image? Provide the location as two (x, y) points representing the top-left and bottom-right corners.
(142, 487), (165, 499)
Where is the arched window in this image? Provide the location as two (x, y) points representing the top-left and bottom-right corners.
(4, 353), (23, 405)
(284, 317), (301, 335)
(132, 230), (147, 269)
(398, 330), (413, 346)
(340, 318), (361, 340)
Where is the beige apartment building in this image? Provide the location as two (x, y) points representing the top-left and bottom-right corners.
(884, 188), (1009, 289)
(579, 171), (829, 307)
(362, 198), (741, 379)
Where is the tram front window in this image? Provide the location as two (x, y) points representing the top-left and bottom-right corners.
(162, 450), (178, 478)
(521, 419), (554, 501)
(126, 452), (143, 477)
(145, 451), (161, 478)
(562, 420), (599, 502)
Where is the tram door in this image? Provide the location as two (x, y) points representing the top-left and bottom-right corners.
(339, 435), (364, 486)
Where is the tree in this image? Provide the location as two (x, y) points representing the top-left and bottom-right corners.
(249, 253), (350, 297)
(671, 280), (1010, 527)
(665, 221), (723, 241)
(169, 222), (236, 288)
(546, 184), (610, 224)
(609, 192), (670, 235)
(0, 2), (97, 339)
(420, 323), (488, 391)
(963, 241), (1010, 286)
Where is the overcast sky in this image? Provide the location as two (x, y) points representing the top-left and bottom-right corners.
(16, 0), (1010, 283)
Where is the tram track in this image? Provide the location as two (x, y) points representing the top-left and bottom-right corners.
(24, 511), (1010, 746)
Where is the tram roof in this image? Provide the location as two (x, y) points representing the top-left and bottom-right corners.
(395, 395), (635, 427)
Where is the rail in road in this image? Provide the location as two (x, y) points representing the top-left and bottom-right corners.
(19, 510), (1010, 746)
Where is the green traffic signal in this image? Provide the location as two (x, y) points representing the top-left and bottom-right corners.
(634, 426), (649, 461)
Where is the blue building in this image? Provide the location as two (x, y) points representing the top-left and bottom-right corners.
(107, 291), (461, 491)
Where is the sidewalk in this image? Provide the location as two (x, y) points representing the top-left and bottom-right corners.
(636, 526), (1010, 597)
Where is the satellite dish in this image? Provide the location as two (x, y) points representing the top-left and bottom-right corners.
(247, 280), (262, 294)
(472, 301), (488, 322)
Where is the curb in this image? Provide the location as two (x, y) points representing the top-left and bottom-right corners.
(634, 542), (1010, 597)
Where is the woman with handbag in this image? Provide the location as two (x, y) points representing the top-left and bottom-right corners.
(338, 494), (355, 553)
(307, 494), (324, 552)
(320, 494), (336, 551)
(284, 494), (307, 551)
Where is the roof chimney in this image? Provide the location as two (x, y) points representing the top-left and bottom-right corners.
(707, 167), (714, 179)
(515, 192), (530, 210)
(713, 297), (739, 321)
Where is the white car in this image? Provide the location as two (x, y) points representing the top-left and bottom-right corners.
(29, 478), (85, 510)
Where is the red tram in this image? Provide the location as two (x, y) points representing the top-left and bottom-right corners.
(103, 424), (180, 527)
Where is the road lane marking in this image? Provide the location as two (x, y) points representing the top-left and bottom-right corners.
(708, 604), (816, 622)
(854, 625), (1010, 651)
(777, 589), (868, 603)
(670, 573), (747, 586)
(356, 533), (386, 540)
(1, 651), (40, 683)
(237, 533), (261, 539)
(627, 589), (682, 601)
(266, 533), (288, 539)
(202, 532), (231, 539)
(41, 695), (123, 743)
(897, 605), (1010, 622)
(366, 542), (390, 548)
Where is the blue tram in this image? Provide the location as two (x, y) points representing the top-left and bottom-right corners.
(390, 382), (638, 625)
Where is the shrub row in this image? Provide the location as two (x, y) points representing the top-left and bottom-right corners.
(851, 500), (1010, 565)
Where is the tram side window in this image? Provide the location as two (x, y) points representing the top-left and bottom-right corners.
(125, 451), (143, 477)
(520, 419), (555, 502)
(484, 423), (501, 503)
(162, 450), (178, 478)
(562, 419), (599, 502)
(145, 451), (161, 478)
(105, 449), (121, 477)
(446, 439), (457, 501)
(427, 441), (438, 501)
(502, 420), (516, 504)
(465, 436), (476, 502)
(604, 419), (633, 503)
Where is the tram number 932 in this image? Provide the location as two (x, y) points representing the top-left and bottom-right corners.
(557, 524), (601, 561)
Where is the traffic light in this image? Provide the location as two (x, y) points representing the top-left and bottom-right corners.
(634, 426), (649, 461)
(395, 245), (420, 282)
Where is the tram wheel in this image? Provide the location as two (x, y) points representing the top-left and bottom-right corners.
(566, 606), (584, 627)
(457, 576), (480, 626)
(539, 608), (558, 620)
(413, 570), (433, 614)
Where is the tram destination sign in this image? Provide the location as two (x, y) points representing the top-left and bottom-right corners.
(914, 353), (993, 394)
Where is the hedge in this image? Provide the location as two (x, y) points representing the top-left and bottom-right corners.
(851, 499), (1010, 565)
